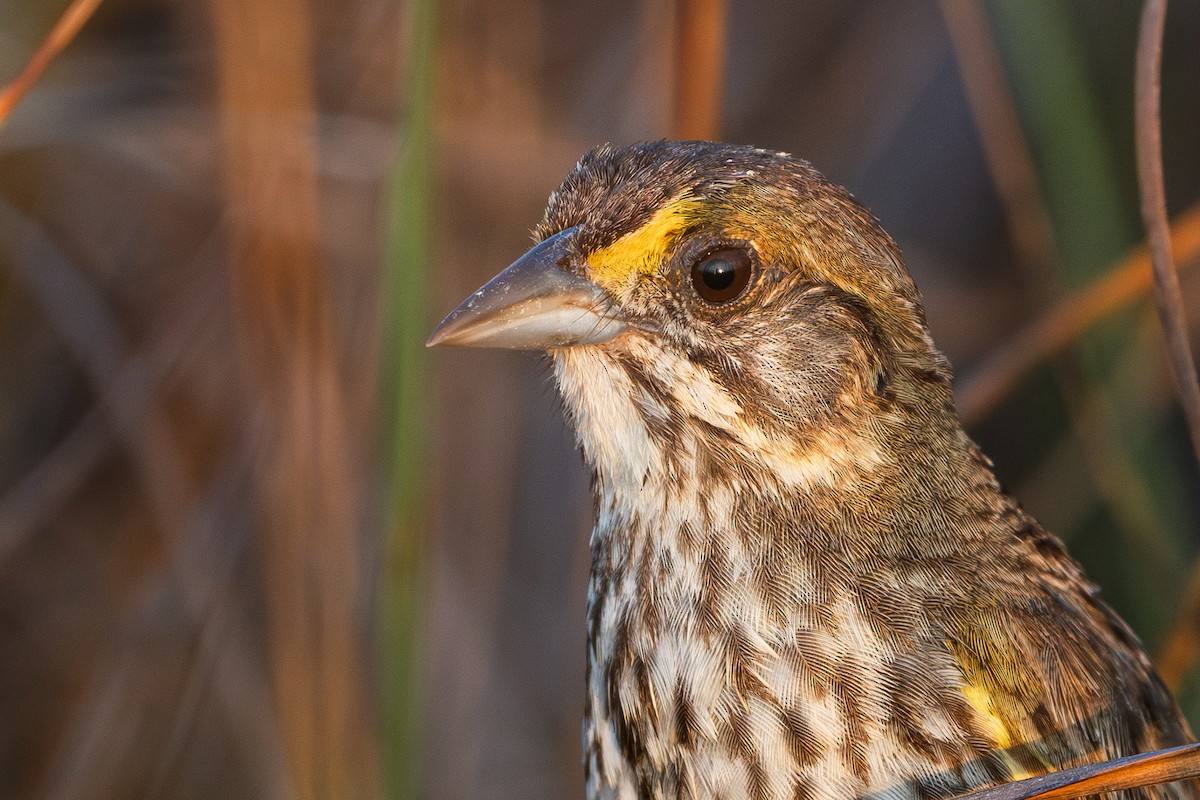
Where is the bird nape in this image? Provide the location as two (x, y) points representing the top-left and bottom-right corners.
(428, 140), (1196, 800)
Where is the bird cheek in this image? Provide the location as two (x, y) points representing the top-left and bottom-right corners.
(745, 333), (850, 416)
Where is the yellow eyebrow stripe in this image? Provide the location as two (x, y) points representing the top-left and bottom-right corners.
(585, 196), (702, 288)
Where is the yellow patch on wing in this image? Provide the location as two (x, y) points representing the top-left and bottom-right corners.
(962, 684), (1017, 749)
(585, 196), (702, 290)
(961, 683), (1043, 781)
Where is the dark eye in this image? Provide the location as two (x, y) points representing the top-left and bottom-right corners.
(690, 247), (754, 304)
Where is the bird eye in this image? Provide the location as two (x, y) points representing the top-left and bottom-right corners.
(690, 247), (754, 305)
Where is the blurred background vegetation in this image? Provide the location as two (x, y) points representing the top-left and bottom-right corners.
(0, 1), (1198, 798)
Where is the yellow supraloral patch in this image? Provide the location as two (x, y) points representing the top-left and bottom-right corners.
(585, 196), (703, 291)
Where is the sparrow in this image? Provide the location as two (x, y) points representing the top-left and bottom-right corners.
(428, 140), (1196, 800)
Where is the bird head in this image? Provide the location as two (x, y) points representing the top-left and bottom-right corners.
(430, 141), (957, 493)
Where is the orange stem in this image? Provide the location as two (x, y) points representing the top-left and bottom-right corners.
(671, 0), (727, 140)
(0, 0), (105, 126)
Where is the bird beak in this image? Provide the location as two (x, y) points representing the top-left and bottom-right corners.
(426, 227), (628, 350)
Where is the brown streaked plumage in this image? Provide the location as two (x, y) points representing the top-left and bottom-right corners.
(429, 141), (1197, 800)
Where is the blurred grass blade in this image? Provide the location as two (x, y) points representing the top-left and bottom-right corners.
(671, 0), (727, 140)
(940, 0), (1058, 285)
(953, 743), (1200, 800)
(1160, 556), (1200, 690)
(0, 0), (103, 126)
(985, 1), (1132, 277)
(382, 0), (438, 797)
(211, 0), (378, 796)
